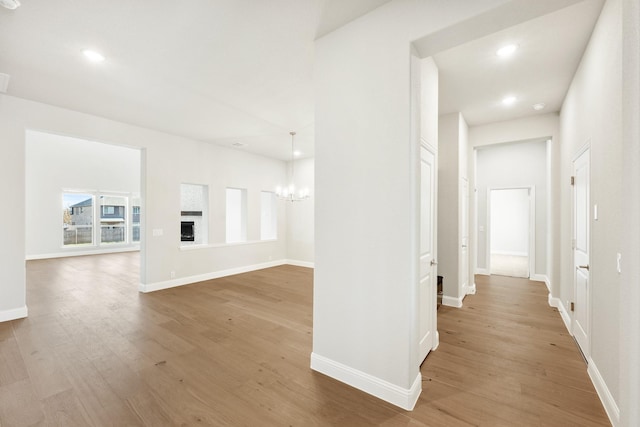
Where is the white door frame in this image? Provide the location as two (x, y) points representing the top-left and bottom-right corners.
(486, 186), (536, 278)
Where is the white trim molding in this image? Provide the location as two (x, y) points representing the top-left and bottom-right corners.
(442, 295), (463, 308)
(530, 274), (549, 290)
(588, 358), (620, 426)
(466, 283), (477, 295)
(475, 268), (489, 275)
(139, 260), (287, 293)
(26, 246), (140, 260)
(310, 352), (421, 411)
(285, 259), (315, 268)
(548, 294), (571, 333)
(0, 306), (28, 322)
(432, 331), (440, 351)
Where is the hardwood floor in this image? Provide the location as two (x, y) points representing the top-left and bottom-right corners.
(0, 253), (610, 426)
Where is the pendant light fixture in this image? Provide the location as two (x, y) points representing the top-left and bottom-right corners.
(276, 131), (309, 202)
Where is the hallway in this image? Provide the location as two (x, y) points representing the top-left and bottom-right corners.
(420, 274), (610, 426)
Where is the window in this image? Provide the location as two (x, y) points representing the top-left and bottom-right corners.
(132, 198), (141, 243)
(260, 191), (277, 240)
(181, 184), (208, 245)
(62, 193), (94, 246)
(99, 195), (127, 244)
(226, 188), (247, 243)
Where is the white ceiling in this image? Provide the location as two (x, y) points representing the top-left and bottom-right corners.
(0, 0), (390, 160)
(433, 0), (604, 126)
(0, 0), (604, 159)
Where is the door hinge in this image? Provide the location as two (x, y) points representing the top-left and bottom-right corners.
(570, 176), (575, 186)
(570, 302), (575, 312)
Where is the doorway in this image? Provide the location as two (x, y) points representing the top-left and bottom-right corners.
(488, 187), (533, 279)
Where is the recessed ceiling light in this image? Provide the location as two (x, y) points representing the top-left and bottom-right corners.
(293, 150), (301, 157)
(502, 96), (517, 106)
(82, 49), (105, 63)
(496, 44), (518, 57)
(0, 0), (20, 10)
(532, 103), (546, 111)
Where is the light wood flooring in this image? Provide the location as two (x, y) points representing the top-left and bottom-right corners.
(0, 253), (610, 426)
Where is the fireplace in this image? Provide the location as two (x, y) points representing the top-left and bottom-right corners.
(181, 221), (195, 242)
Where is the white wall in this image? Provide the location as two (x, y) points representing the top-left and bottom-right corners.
(475, 139), (547, 277)
(621, 0), (640, 425)
(313, 0), (509, 410)
(0, 94), (289, 321)
(559, 0), (622, 420)
(25, 130), (141, 258)
(286, 157), (314, 265)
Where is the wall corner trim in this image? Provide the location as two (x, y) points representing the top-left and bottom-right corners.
(310, 352), (421, 411)
(285, 259), (315, 268)
(548, 294), (571, 333)
(0, 306), (28, 323)
(530, 274), (549, 289)
(466, 283), (477, 295)
(442, 295), (464, 308)
(588, 358), (621, 427)
(138, 260), (288, 293)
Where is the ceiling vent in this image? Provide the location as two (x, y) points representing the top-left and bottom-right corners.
(0, 0), (20, 10)
(0, 73), (10, 93)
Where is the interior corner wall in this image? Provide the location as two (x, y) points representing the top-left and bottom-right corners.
(313, 0), (509, 409)
(0, 93), (288, 320)
(286, 157), (314, 265)
(559, 0), (622, 416)
(437, 112), (461, 301)
(25, 130), (141, 258)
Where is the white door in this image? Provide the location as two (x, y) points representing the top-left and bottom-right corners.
(418, 144), (437, 364)
(460, 178), (469, 293)
(573, 148), (590, 357)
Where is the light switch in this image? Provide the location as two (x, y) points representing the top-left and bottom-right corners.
(152, 228), (163, 237)
(479, 226), (485, 232)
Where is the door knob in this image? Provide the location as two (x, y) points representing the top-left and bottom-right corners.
(430, 260), (438, 266)
(578, 264), (590, 270)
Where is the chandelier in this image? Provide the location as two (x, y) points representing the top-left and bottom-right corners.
(276, 131), (310, 202)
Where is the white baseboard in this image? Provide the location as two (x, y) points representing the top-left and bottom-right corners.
(285, 259), (315, 268)
(26, 246), (140, 260)
(548, 294), (572, 334)
(530, 274), (549, 287)
(588, 358), (620, 426)
(466, 283), (477, 295)
(310, 352), (421, 410)
(442, 295), (463, 308)
(432, 331), (440, 351)
(0, 306), (28, 322)
(139, 259), (288, 293)
(475, 268), (489, 275)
